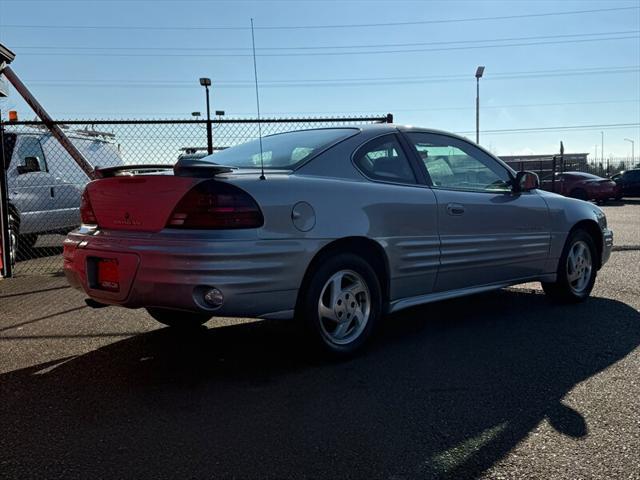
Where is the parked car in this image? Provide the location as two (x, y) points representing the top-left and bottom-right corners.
(549, 171), (619, 202)
(3, 127), (123, 264)
(611, 169), (640, 198)
(64, 125), (613, 355)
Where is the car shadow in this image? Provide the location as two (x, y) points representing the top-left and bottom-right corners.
(1, 289), (639, 479)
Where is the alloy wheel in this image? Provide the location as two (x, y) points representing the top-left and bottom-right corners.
(317, 269), (371, 346)
(566, 240), (592, 294)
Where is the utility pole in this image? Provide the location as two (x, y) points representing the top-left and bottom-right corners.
(601, 131), (604, 163)
(199, 78), (213, 155)
(475, 66), (485, 144)
(624, 138), (635, 163)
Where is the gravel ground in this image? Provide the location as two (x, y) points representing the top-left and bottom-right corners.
(0, 203), (638, 479)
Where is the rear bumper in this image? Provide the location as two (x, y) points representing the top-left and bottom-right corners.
(64, 229), (325, 319)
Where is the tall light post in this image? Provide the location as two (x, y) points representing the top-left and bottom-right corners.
(624, 138), (635, 163)
(475, 66), (485, 145)
(199, 77), (213, 155)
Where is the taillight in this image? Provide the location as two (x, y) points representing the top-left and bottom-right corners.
(80, 188), (98, 225)
(167, 180), (263, 229)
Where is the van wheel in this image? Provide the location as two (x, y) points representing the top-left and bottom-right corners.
(19, 234), (38, 251)
(542, 229), (597, 303)
(298, 253), (381, 357)
(146, 307), (211, 329)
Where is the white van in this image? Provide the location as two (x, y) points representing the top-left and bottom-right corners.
(2, 126), (123, 264)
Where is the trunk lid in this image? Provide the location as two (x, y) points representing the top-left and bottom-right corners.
(86, 175), (200, 232)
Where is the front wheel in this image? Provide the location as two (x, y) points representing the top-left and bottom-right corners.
(146, 307), (211, 329)
(542, 229), (597, 303)
(297, 253), (382, 357)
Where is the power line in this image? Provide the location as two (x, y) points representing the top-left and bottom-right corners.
(2, 6), (637, 31)
(16, 35), (640, 57)
(26, 66), (640, 85)
(12, 30), (638, 52)
(22, 67), (640, 88)
(27, 100), (640, 117)
(456, 123), (640, 135)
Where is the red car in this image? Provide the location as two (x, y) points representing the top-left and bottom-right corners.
(550, 172), (620, 202)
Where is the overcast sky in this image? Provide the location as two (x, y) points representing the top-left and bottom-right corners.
(0, 0), (638, 157)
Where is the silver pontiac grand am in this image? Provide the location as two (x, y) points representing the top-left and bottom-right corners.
(64, 124), (613, 355)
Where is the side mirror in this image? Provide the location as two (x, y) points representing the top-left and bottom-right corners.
(17, 156), (42, 174)
(514, 171), (539, 192)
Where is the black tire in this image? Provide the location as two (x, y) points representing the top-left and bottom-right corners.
(542, 229), (598, 303)
(569, 188), (589, 201)
(19, 233), (38, 250)
(297, 253), (382, 357)
(146, 307), (211, 329)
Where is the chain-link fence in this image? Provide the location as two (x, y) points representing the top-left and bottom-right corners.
(563, 157), (637, 178)
(0, 115), (392, 277)
(502, 156), (638, 192)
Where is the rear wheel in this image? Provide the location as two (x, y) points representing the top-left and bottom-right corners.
(146, 307), (211, 329)
(542, 229), (597, 303)
(297, 253), (381, 357)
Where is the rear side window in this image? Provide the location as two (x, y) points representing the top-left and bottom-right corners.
(353, 134), (416, 184)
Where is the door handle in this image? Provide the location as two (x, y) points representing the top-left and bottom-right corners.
(446, 203), (465, 216)
(50, 187), (55, 198)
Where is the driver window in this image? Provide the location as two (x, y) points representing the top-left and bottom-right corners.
(407, 132), (511, 192)
(16, 136), (47, 172)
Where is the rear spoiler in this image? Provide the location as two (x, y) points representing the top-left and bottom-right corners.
(95, 164), (172, 178)
(94, 161), (235, 179)
(173, 158), (234, 177)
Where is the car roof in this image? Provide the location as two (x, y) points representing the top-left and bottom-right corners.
(357, 123), (477, 142)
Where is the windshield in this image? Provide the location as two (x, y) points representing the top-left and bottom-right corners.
(200, 128), (358, 169)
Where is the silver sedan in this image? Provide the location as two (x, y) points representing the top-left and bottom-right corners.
(64, 124), (613, 355)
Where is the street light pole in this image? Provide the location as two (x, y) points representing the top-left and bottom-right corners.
(624, 138), (635, 163)
(199, 77), (213, 155)
(475, 66), (485, 145)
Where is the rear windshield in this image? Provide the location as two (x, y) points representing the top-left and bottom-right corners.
(200, 128), (358, 169)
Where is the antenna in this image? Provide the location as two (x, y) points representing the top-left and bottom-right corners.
(250, 18), (266, 180)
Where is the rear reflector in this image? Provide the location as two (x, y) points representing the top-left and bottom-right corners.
(167, 180), (263, 229)
(80, 188), (98, 225)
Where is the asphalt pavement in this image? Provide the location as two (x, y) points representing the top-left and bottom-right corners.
(1, 202), (639, 479)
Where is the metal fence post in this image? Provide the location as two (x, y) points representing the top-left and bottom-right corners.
(0, 111), (13, 277)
